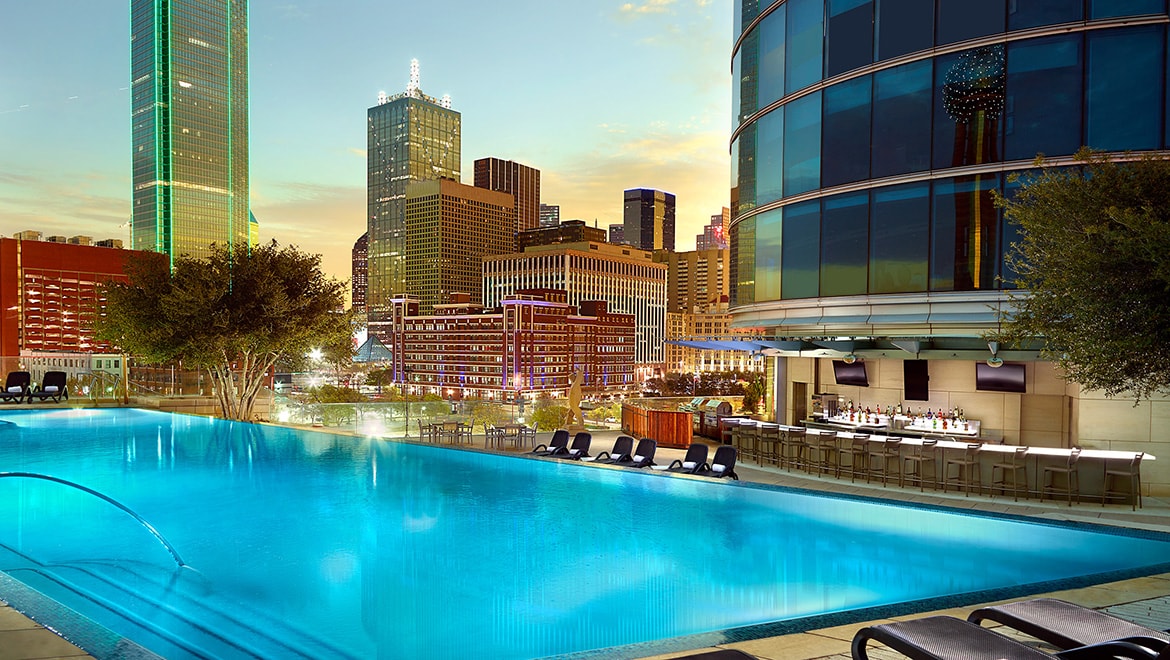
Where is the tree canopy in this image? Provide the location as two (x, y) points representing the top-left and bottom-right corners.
(95, 240), (353, 420)
(994, 149), (1170, 400)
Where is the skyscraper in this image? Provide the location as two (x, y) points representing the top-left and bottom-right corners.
(539, 203), (560, 228)
(351, 232), (368, 314)
(367, 60), (461, 326)
(130, 0), (250, 264)
(623, 188), (675, 252)
(474, 157), (540, 245)
(696, 207), (730, 250)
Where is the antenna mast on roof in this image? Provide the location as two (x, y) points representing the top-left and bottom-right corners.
(407, 58), (420, 97)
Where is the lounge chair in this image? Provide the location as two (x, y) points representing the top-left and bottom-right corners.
(549, 432), (591, 460)
(611, 437), (656, 468)
(0, 371), (30, 404)
(665, 443), (709, 474)
(28, 371), (69, 404)
(582, 435), (634, 463)
(695, 445), (739, 480)
(852, 614), (1165, 660)
(531, 429), (569, 456)
(672, 650), (757, 659)
(968, 598), (1169, 655)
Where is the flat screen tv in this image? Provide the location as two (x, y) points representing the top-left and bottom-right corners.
(832, 360), (869, 387)
(975, 362), (1026, 393)
(903, 360), (929, 401)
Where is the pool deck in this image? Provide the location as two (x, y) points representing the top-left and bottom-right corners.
(2, 425), (1169, 660)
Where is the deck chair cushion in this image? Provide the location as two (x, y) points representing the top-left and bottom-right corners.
(7, 386), (21, 393)
(683, 461), (697, 470)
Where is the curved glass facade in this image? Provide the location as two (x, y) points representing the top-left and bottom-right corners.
(731, 0), (1170, 308)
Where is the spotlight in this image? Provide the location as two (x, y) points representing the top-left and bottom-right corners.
(842, 353), (858, 364)
(986, 356), (1004, 368)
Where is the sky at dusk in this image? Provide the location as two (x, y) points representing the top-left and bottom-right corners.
(0, 0), (733, 285)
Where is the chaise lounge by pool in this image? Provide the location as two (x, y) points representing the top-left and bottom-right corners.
(0, 408), (1168, 659)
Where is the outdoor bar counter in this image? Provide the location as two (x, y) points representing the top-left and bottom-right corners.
(621, 402), (692, 448)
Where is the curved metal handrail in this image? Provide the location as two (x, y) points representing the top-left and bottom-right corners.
(0, 472), (186, 568)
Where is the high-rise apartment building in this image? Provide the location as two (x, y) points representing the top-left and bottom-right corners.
(130, 0), (250, 264)
(608, 224), (624, 245)
(539, 204), (560, 228)
(394, 179), (513, 319)
(483, 241), (667, 367)
(696, 207), (730, 250)
(351, 232), (368, 314)
(367, 60), (461, 325)
(654, 248), (730, 314)
(474, 158), (540, 244)
(623, 188), (675, 252)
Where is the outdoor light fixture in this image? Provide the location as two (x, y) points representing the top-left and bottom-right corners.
(986, 341), (1004, 368)
(842, 353), (858, 364)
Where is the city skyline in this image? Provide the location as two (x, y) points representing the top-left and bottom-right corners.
(0, 0), (732, 283)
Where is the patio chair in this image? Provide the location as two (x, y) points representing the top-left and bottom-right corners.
(695, 445), (739, 480)
(1103, 452), (1144, 510)
(611, 437), (657, 468)
(968, 598), (1170, 655)
(531, 429), (570, 456)
(583, 435), (634, 463)
(0, 371), (30, 404)
(485, 423), (506, 449)
(852, 614), (1165, 660)
(28, 371), (68, 404)
(665, 443), (709, 474)
(549, 432), (591, 460)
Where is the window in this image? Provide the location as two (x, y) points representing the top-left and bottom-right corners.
(1086, 25), (1163, 151)
(757, 111), (784, 206)
(870, 182), (929, 293)
(786, 0), (824, 94)
(821, 192), (869, 296)
(872, 60), (932, 178)
(1005, 35), (1082, 161)
(936, 0), (1005, 46)
(933, 45), (1005, 170)
(823, 75), (872, 186)
(781, 200), (821, 299)
(783, 91), (821, 196)
(876, 0), (933, 61)
(827, 0), (874, 77)
(931, 175), (1001, 292)
(1008, 0), (1082, 29)
(755, 208), (783, 301)
(758, 6), (787, 108)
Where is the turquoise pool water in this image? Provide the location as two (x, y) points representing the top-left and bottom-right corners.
(0, 408), (1168, 659)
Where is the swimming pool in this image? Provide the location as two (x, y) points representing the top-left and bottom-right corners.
(0, 408), (1168, 659)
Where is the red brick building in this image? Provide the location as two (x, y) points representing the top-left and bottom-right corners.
(380, 289), (636, 400)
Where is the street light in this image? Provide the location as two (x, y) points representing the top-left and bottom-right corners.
(402, 366), (412, 438)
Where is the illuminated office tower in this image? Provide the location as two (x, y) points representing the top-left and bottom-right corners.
(474, 157), (541, 245)
(623, 188), (675, 251)
(539, 203), (560, 227)
(130, 0), (250, 264)
(367, 60), (461, 326)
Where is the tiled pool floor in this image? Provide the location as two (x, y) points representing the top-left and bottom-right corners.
(3, 428), (1168, 660)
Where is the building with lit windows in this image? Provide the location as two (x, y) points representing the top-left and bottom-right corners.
(367, 60), (461, 327)
(665, 300), (762, 376)
(696, 208), (730, 250)
(130, 0), (250, 263)
(351, 232), (368, 314)
(539, 203), (560, 227)
(622, 188), (675, 251)
(474, 157), (540, 246)
(655, 248), (730, 315)
(608, 224), (624, 245)
(516, 220), (607, 252)
(483, 241), (667, 369)
(731, 2), (1170, 475)
(377, 291), (636, 400)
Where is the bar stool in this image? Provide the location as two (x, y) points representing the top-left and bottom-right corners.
(990, 446), (1029, 501)
(900, 439), (940, 491)
(1042, 447), (1082, 506)
(867, 437), (902, 486)
(1103, 452), (1143, 510)
(813, 430), (840, 477)
(944, 442), (983, 496)
(732, 422), (757, 463)
(780, 428), (808, 471)
(837, 433), (871, 482)
(755, 424), (781, 466)
(720, 418), (739, 446)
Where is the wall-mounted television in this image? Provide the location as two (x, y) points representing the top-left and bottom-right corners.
(975, 362), (1026, 393)
(904, 360), (929, 401)
(832, 360), (869, 387)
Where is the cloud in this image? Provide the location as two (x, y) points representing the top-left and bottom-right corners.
(276, 4), (310, 20)
(249, 181), (366, 283)
(619, 0), (677, 16)
(0, 167), (129, 240)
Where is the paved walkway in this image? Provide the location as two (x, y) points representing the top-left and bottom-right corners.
(2, 426), (1168, 660)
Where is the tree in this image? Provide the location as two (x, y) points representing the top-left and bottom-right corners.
(993, 149), (1170, 400)
(95, 241), (352, 421)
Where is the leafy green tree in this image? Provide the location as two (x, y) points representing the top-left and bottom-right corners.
(530, 399), (568, 431)
(95, 241), (352, 421)
(309, 384), (367, 403)
(993, 149), (1170, 400)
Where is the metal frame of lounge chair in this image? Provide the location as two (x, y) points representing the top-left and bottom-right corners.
(0, 371), (31, 404)
(968, 598), (1169, 654)
(531, 429), (570, 456)
(549, 432), (591, 460)
(671, 650), (757, 659)
(852, 614), (1164, 660)
(612, 437), (656, 468)
(586, 435), (635, 463)
(696, 445), (739, 480)
(666, 443), (709, 474)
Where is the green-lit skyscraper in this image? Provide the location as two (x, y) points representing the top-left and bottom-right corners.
(130, 0), (251, 264)
(367, 59), (461, 329)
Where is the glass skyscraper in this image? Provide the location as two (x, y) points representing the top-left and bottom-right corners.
(623, 188), (676, 252)
(130, 0), (250, 264)
(367, 60), (461, 326)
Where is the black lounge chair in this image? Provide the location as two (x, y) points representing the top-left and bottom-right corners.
(531, 429), (569, 456)
(0, 371), (30, 404)
(666, 443), (709, 474)
(968, 598), (1170, 655)
(852, 614), (1165, 660)
(28, 371), (68, 404)
(695, 445), (739, 480)
(550, 432), (591, 460)
(672, 650), (756, 659)
(612, 437), (656, 468)
(583, 435), (634, 463)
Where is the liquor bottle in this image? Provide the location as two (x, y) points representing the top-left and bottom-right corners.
(942, 418), (948, 430)
(926, 408), (933, 419)
(896, 402), (903, 415)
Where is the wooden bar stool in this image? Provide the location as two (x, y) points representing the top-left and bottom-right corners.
(755, 424), (781, 466)
(732, 422), (758, 464)
(867, 437), (902, 486)
(991, 446), (1029, 501)
(1042, 447), (1082, 506)
(837, 433), (871, 482)
(813, 430), (840, 478)
(944, 442), (983, 497)
(1103, 452), (1143, 510)
(900, 439), (940, 491)
(780, 428), (808, 471)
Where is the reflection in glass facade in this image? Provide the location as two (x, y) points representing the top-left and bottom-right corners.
(131, 0), (250, 265)
(731, 0), (1170, 308)
(366, 67), (461, 325)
